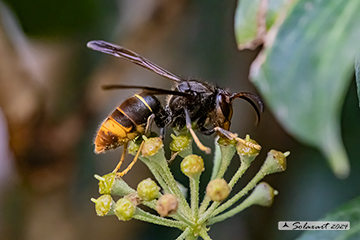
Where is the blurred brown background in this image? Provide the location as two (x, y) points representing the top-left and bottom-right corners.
(0, 0), (360, 240)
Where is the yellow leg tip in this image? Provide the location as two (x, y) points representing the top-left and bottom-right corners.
(236, 137), (261, 150)
(203, 147), (211, 154)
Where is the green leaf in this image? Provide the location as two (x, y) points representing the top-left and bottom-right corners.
(234, 0), (289, 50)
(296, 196), (360, 240)
(250, 0), (360, 178)
(356, 55), (360, 108)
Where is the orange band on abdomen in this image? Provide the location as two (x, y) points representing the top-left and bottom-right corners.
(102, 117), (130, 138)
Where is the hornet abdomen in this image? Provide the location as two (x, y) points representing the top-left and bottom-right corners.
(94, 92), (165, 153)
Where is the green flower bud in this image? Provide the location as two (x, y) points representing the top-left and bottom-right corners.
(261, 150), (289, 175)
(170, 133), (192, 157)
(249, 182), (278, 207)
(95, 173), (135, 196)
(142, 137), (163, 157)
(128, 140), (141, 155)
(115, 198), (136, 221)
(217, 136), (237, 146)
(95, 174), (114, 194)
(91, 194), (115, 216)
(237, 135), (260, 162)
(156, 194), (178, 217)
(170, 134), (191, 152)
(206, 179), (231, 201)
(137, 178), (160, 201)
(181, 154), (204, 178)
(235, 135), (260, 169)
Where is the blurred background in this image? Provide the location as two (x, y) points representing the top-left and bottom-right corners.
(0, 0), (359, 239)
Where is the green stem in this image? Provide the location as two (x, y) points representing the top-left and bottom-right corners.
(146, 157), (192, 219)
(140, 157), (170, 193)
(198, 159), (249, 216)
(185, 235), (198, 240)
(155, 157), (193, 217)
(215, 144), (236, 179)
(140, 152), (191, 217)
(137, 149), (193, 224)
(210, 138), (222, 180)
(210, 170), (266, 218)
(198, 195), (211, 215)
(138, 169), (194, 225)
(199, 228), (212, 240)
(172, 212), (195, 226)
(141, 154), (193, 220)
(228, 162), (250, 188)
(134, 208), (187, 230)
(198, 170), (266, 224)
(175, 228), (191, 240)
(142, 199), (157, 210)
(198, 201), (220, 224)
(199, 141), (236, 215)
(207, 196), (253, 225)
(199, 139), (221, 215)
(190, 175), (200, 220)
(199, 160), (245, 217)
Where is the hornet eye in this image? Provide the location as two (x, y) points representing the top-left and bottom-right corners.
(218, 94), (233, 120)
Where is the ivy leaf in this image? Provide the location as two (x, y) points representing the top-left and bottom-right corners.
(296, 196), (360, 240)
(356, 55), (360, 108)
(234, 0), (289, 50)
(250, 0), (360, 178)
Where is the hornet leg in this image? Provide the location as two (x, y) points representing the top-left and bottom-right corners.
(112, 142), (129, 173)
(145, 114), (155, 136)
(119, 141), (145, 177)
(184, 108), (211, 154)
(213, 127), (261, 150)
(118, 114), (154, 176)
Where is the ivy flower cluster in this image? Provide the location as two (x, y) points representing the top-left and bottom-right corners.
(91, 132), (289, 240)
